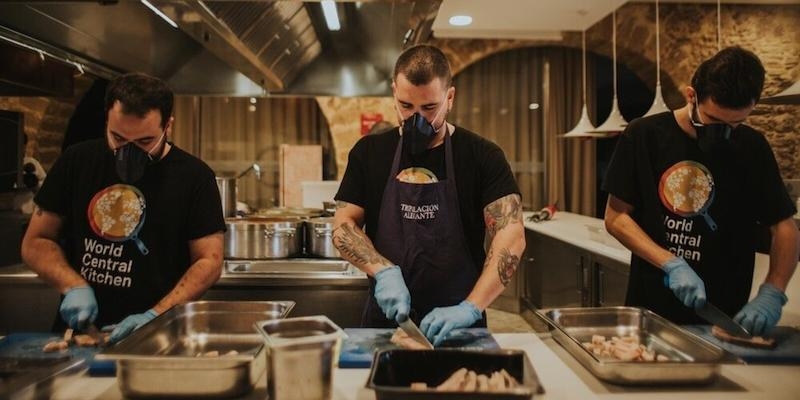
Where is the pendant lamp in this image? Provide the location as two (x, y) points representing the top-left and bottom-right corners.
(643, 0), (669, 116)
(589, 9), (628, 135)
(761, 80), (800, 105)
(561, 30), (598, 138)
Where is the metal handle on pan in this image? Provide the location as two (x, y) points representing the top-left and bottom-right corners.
(263, 227), (296, 238)
(314, 227), (332, 237)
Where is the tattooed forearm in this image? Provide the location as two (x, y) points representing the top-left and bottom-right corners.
(332, 223), (391, 267)
(484, 194), (522, 240)
(496, 248), (520, 286)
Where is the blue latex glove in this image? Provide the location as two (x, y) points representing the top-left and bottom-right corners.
(374, 265), (411, 323)
(420, 300), (482, 347)
(60, 286), (98, 329)
(734, 283), (787, 336)
(662, 256), (707, 309)
(106, 309), (158, 344)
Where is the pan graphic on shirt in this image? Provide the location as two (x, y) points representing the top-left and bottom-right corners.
(396, 167), (438, 184)
(658, 161), (717, 231)
(86, 184), (149, 255)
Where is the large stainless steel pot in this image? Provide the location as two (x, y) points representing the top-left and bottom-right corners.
(216, 176), (237, 218)
(252, 207), (324, 219)
(225, 218), (303, 259)
(305, 217), (340, 258)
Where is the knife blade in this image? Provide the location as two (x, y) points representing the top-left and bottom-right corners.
(397, 315), (434, 349)
(696, 302), (752, 338)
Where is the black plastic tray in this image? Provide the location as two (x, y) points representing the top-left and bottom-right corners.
(366, 349), (544, 399)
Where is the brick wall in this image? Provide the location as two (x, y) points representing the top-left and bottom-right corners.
(0, 75), (94, 170)
(434, 2), (800, 178)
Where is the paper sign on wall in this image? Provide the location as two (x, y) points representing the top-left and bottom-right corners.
(360, 112), (383, 136)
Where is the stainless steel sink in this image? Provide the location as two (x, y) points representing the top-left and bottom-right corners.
(223, 259), (363, 277)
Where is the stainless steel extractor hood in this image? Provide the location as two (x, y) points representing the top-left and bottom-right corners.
(0, 1), (440, 97)
(152, 0), (440, 96)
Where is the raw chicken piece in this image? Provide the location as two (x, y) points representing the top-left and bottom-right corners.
(389, 328), (430, 350)
(42, 340), (69, 352)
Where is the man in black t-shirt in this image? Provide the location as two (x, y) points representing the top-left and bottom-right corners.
(603, 47), (798, 335)
(333, 44), (525, 346)
(21, 73), (225, 343)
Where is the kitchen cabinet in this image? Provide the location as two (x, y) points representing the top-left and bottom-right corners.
(523, 229), (629, 309)
(0, 267), (60, 334)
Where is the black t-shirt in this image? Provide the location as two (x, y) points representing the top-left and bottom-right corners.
(602, 111), (795, 324)
(335, 126), (520, 270)
(35, 138), (225, 328)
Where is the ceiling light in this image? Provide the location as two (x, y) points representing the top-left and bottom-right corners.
(588, 10), (627, 135)
(321, 0), (341, 31)
(141, 0), (178, 29)
(561, 31), (597, 138)
(449, 15), (473, 26)
(761, 81), (800, 105)
(644, 0), (670, 117)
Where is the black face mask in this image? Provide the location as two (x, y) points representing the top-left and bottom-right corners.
(690, 99), (733, 153)
(113, 134), (165, 183)
(402, 112), (438, 155)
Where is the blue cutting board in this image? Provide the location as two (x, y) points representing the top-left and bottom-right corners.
(683, 325), (800, 364)
(0, 333), (115, 376)
(338, 328), (499, 368)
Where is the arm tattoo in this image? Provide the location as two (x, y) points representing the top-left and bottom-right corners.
(496, 248), (519, 286)
(484, 194), (522, 241)
(336, 200), (349, 209)
(332, 223), (391, 267)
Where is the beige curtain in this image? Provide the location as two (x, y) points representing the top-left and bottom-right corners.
(172, 96), (332, 209)
(543, 48), (597, 216)
(450, 46), (596, 214)
(450, 47), (545, 210)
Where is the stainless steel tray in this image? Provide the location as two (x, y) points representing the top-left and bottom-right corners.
(537, 307), (732, 385)
(225, 259), (353, 275)
(97, 300), (294, 398)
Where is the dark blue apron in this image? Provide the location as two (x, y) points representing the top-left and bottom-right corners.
(362, 129), (486, 328)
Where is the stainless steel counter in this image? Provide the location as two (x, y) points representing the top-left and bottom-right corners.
(0, 259), (370, 333)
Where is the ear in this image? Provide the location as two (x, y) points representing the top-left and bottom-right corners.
(447, 86), (455, 110)
(165, 116), (175, 135)
(684, 86), (696, 105)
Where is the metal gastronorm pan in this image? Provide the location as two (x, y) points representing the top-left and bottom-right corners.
(367, 349), (544, 399)
(537, 306), (730, 385)
(96, 300), (294, 398)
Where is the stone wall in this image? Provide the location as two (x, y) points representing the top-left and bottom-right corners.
(315, 97), (397, 180)
(0, 75), (93, 169)
(432, 2), (800, 178)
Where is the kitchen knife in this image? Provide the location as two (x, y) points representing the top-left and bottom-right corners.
(84, 325), (106, 347)
(696, 302), (752, 338)
(397, 315), (434, 349)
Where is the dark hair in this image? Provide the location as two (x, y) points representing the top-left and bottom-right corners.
(104, 72), (174, 128)
(690, 46), (765, 108)
(393, 44), (452, 87)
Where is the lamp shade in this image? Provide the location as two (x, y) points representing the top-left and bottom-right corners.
(588, 96), (626, 134)
(760, 81), (800, 105)
(560, 105), (598, 138)
(643, 82), (670, 117)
